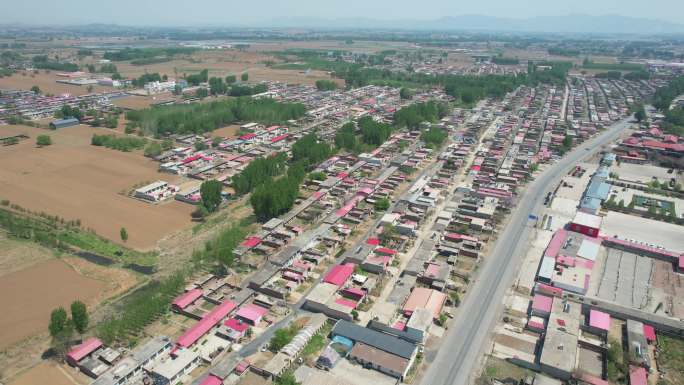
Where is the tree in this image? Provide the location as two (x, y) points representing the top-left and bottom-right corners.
(200, 180), (223, 213)
(351, 310), (359, 321)
(30, 85), (41, 94)
(275, 372), (301, 385)
(36, 134), (52, 147)
(315, 80), (337, 91)
(633, 104), (646, 123)
(70, 300), (89, 334)
(120, 227), (128, 242)
(209, 77), (227, 95)
(270, 328), (293, 351)
(241, 72), (249, 82)
(144, 142), (163, 157)
(450, 291), (461, 306)
(49, 307), (68, 337)
(195, 87), (208, 98)
(212, 136), (223, 148)
(225, 75), (237, 84)
(161, 138), (174, 151)
(194, 140), (208, 151)
(87, 85), (94, 93)
(399, 87), (414, 100)
(374, 198), (390, 211)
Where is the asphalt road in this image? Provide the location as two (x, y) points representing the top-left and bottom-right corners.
(420, 117), (633, 385)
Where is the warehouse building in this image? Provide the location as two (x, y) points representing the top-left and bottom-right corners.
(50, 117), (79, 129)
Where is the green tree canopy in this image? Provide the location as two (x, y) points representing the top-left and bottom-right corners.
(70, 300), (89, 334)
(49, 307), (68, 337)
(36, 134), (52, 146)
(200, 180), (223, 213)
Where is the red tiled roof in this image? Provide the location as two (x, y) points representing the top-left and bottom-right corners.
(224, 317), (250, 332)
(66, 337), (102, 363)
(366, 238), (380, 246)
(270, 134), (289, 143)
(177, 300), (236, 347)
(323, 263), (355, 286)
(172, 288), (203, 310)
(199, 375), (223, 385)
(589, 309), (611, 331)
(235, 303), (268, 322)
(334, 297), (358, 309)
(643, 324), (656, 342)
(531, 294), (553, 314)
(629, 366), (647, 385)
(375, 247), (397, 255)
(241, 236), (262, 248)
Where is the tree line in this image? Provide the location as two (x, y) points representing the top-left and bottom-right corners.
(421, 126), (448, 148)
(32, 55), (78, 72)
(232, 153), (289, 195)
(394, 101), (448, 129)
(315, 79), (338, 91)
(97, 272), (186, 344)
(91, 134), (147, 152)
(103, 47), (197, 62)
(653, 76), (684, 111)
(125, 97), (306, 137)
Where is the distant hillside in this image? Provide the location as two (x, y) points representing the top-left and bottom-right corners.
(265, 14), (684, 35)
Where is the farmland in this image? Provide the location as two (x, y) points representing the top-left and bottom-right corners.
(0, 124), (194, 250)
(0, 258), (106, 349)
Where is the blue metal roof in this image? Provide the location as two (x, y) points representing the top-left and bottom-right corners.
(595, 166), (610, 179)
(586, 180), (610, 201)
(51, 117), (79, 125)
(580, 196), (602, 211)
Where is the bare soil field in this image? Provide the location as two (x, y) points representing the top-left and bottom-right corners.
(111, 95), (160, 110)
(0, 239), (139, 381)
(0, 234), (55, 276)
(213, 124), (241, 138)
(113, 49), (338, 86)
(6, 361), (83, 385)
(0, 258), (106, 349)
(0, 124), (195, 250)
(0, 71), (114, 96)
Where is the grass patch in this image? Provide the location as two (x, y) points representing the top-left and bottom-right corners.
(300, 324), (332, 358)
(58, 230), (156, 266)
(658, 334), (684, 385)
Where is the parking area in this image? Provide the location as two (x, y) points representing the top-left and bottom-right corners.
(294, 359), (398, 385)
(611, 163), (679, 185)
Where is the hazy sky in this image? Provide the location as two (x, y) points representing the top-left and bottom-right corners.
(3, 0), (683, 25)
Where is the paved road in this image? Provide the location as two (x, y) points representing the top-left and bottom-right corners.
(420, 117), (633, 385)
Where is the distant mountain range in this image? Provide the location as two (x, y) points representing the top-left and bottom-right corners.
(263, 14), (684, 35)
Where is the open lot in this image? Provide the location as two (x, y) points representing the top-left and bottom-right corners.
(112, 49), (337, 86)
(6, 361), (83, 385)
(0, 71), (114, 96)
(601, 211), (684, 252)
(0, 258), (106, 349)
(0, 234), (55, 276)
(611, 162), (680, 185)
(0, 124), (195, 250)
(1, 250), (139, 349)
